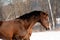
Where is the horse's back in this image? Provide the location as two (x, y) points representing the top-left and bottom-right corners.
(0, 20), (27, 37)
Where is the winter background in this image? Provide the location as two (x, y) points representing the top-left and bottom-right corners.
(0, 0), (60, 40)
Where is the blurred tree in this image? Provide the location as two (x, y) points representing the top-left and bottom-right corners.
(0, 0), (3, 20)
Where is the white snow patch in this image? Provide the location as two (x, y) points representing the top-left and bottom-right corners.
(30, 31), (60, 40)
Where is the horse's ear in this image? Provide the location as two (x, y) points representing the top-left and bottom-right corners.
(44, 11), (48, 16)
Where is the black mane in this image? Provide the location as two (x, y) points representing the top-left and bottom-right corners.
(17, 11), (43, 20)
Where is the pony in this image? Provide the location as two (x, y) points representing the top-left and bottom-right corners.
(0, 11), (50, 40)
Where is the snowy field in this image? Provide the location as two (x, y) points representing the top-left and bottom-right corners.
(30, 31), (60, 40)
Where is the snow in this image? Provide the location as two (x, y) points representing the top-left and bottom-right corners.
(0, 31), (60, 40)
(30, 31), (60, 40)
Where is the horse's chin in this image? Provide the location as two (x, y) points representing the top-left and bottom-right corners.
(46, 23), (52, 30)
(49, 23), (52, 30)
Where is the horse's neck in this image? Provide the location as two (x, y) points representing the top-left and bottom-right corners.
(25, 16), (39, 29)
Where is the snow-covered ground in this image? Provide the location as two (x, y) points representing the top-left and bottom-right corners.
(30, 31), (60, 40)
